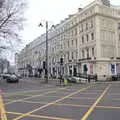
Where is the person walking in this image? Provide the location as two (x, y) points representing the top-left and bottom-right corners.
(88, 75), (90, 83)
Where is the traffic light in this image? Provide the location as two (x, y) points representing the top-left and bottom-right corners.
(43, 61), (46, 69)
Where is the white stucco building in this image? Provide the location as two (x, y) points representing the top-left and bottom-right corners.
(16, 0), (120, 79)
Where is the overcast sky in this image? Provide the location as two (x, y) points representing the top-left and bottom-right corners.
(5, 0), (120, 64)
(21, 0), (120, 45)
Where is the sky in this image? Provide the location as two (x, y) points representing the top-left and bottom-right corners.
(21, 0), (120, 45)
(4, 0), (120, 64)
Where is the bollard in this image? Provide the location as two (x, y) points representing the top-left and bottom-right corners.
(64, 79), (68, 86)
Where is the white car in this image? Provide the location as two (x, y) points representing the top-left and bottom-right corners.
(6, 74), (19, 83)
(69, 77), (81, 83)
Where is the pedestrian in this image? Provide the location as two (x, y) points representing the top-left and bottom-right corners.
(59, 75), (62, 85)
(95, 74), (97, 82)
(88, 75), (90, 83)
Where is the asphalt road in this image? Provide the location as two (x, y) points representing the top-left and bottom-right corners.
(0, 77), (120, 120)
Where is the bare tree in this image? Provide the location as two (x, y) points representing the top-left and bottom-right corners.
(0, 0), (27, 46)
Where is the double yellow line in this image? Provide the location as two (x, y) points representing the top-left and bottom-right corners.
(0, 93), (7, 120)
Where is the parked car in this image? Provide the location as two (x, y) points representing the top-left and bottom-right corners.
(111, 74), (120, 81)
(6, 74), (19, 83)
(117, 73), (120, 81)
(16, 74), (22, 79)
(65, 76), (81, 83)
(2, 73), (11, 79)
(71, 77), (81, 83)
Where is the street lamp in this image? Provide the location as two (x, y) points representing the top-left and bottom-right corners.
(38, 21), (54, 83)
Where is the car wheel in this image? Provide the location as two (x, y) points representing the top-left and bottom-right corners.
(16, 80), (19, 83)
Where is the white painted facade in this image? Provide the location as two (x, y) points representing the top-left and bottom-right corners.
(16, 0), (120, 79)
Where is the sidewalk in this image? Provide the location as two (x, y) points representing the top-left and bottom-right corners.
(22, 77), (96, 86)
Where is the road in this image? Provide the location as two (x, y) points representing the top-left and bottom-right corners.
(0, 77), (120, 120)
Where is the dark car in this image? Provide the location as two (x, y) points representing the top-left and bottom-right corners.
(111, 73), (120, 81)
(6, 74), (19, 83)
(117, 73), (120, 81)
(2, 73), (11, 79)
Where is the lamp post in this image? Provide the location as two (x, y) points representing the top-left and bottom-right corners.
(38, 21), (49, 83)
(45, 21), (48, 83)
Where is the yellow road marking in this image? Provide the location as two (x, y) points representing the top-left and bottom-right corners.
(0, 95), (7, 120)
(68, 96), (96, 100)
(22, 100), (91, 107)
(13, 85), (92, 120)
(23, 100), (48, 104)
(55, 103), (90, 108)
(42, 94), (97, 99)
(106, 93), (120, 95)
(29, 114), (72, 120)
(7, 111), (72, 120)
(97, 105), (120, 109)
(7, 111), (22, 115)
(20, 100), (120, 109)
(112, 98), (120, 101)
(4, 88), (55, 96)
(81, 84), (111, 120)
(26, 95), (96, 100)
(5, 87), (66, 105)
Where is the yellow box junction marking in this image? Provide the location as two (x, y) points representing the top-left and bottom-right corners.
(6, 87), (66, 105)
(0, 91), (7, 120)
(81, 84), (111, 120)
(13, 85), (92, 120)
(7, 111), (72, 120)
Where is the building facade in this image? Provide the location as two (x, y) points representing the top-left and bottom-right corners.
(16, 0), (120, 79)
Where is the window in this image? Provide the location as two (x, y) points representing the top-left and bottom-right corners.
(68, 41), (69, 47)
(92, 48), (94, 56)
(81, 24), (83, 32)
(82, 36), (84, 43)
(82, 49), (84, 58)
(76, 51), (78, 59)
(91, 20), (93, 28)
(86, 23), (88, 30)
(91, 33), (94, 40)
(76, 39), (77, 47)
(72, 30), (74, 36)
(86, 48), (89, 58)
(72, 52), (74, 59)
(75, 28), (77, 35)
(61, 45), (63, 49)
(86, 34), (89, 42)
(72, 40), (74, 45)
(68, 52), (69, 60)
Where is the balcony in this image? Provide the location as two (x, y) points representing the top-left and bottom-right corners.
(79, 57), (92, 61)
